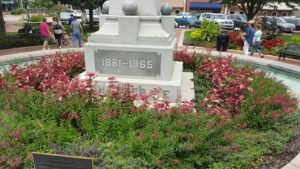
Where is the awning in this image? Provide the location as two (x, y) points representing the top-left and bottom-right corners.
(190, 2), (222, 10)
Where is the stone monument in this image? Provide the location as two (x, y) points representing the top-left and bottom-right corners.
(82, 0), (193, 101)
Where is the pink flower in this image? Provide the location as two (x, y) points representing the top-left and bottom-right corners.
(12, 129), (22, 140)
(12, 157), (22, 168)
(110, 88), (119, 95)
(108, 76), (116, 81)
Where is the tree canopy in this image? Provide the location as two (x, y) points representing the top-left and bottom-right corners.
(216, 0), (300, 20)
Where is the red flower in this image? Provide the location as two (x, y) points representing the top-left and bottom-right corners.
(241, 123), (248, 129)
(262, 38), (285, 50)
(231, 145), (241, 151)
(86, 72), (96, 78)
(174, 159), (181, 165)
(70, 112), (79, 120)
(156, 160), (164, 167)
(228, 32), (243, 47)
(1, 156), (8, 162)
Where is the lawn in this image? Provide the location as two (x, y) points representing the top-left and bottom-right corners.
(280, 34), (300, 45)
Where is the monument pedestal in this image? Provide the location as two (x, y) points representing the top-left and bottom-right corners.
(80, 61), (184, 101)
(81, 0), (193, 101)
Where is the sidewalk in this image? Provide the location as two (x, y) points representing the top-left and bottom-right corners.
(0, 37), (75, 57)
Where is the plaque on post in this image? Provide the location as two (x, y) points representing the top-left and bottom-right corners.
(32, 152), (94, 169)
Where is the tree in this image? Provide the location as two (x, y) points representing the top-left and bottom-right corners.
(0, 0), (6, 41)
(60, 0), (106, 28)
(216, 0), (300, 20)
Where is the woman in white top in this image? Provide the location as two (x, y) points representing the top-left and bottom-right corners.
(251, 24), (264, 58)
(52, 17), (64, 49)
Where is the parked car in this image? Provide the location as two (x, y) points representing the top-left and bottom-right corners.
(72, 9), (82, 18)
(82, 9), (100, 23)
(199, 13), (234, 30)
(226, 14), (247, 29)
(282, 17), (300, 31)
(175, 15), (200, 28)
(259, 16), (295, 33)
(60, 11), (72, 21)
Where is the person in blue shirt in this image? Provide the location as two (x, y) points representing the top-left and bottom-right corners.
(68, 14), (74, 25)
(244, 20), (255, 57)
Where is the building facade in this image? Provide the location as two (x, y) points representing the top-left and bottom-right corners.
(226, 2), (299, 17)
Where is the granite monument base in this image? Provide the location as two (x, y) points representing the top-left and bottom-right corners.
(79, 62), (194, 102)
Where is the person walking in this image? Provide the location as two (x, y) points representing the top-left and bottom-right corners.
(52, 17), (64, 49)
(251, 24), (264, 58)
(39, 18), (51, 50)
(244, 20), (255, 57)
(70, 16), (83, 48)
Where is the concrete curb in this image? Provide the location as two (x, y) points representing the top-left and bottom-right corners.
(0, 48), (84, 64)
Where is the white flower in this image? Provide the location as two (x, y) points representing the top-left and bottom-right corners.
(168, 102), (178, 108)
(133, 100), (145, 108)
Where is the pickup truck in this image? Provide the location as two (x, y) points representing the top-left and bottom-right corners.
(175, 15), (200, 28)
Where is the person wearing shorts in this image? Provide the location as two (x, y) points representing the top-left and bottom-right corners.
(52, 17), (64, 49)
(39, 18), (51, 50)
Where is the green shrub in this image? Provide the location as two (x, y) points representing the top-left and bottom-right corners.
(0, 54), (300, 169)
(240, 73), (298, 129)
(0, 34), (43, 49)
(191, 19), (220, 42)
(290, 36), (300, 44)
(11, 8), (27, 15)
(29, 15), (43, 22)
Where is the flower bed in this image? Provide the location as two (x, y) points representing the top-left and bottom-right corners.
(0, 52), (299, 168)
(183, 31), (295, 57)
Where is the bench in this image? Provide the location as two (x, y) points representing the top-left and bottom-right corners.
(279, 44), (300, 60)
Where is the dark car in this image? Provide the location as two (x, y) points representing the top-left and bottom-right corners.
(282, 17), (300, 31)
(226, 14), (247, 29)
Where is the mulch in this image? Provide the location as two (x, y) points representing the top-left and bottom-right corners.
(260, 136), (300, 169)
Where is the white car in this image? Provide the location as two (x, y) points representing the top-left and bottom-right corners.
(82, 9), (100, 23)
(199, 13), (234, 30)
(72, 10), (82, 18)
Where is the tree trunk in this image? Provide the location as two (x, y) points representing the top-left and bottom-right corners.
(88, 8), (93, 29)
(0, 3), (6, 41)
(246, 10), (255, 21)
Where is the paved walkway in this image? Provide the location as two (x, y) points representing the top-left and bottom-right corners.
(0, 43), (73, 56)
